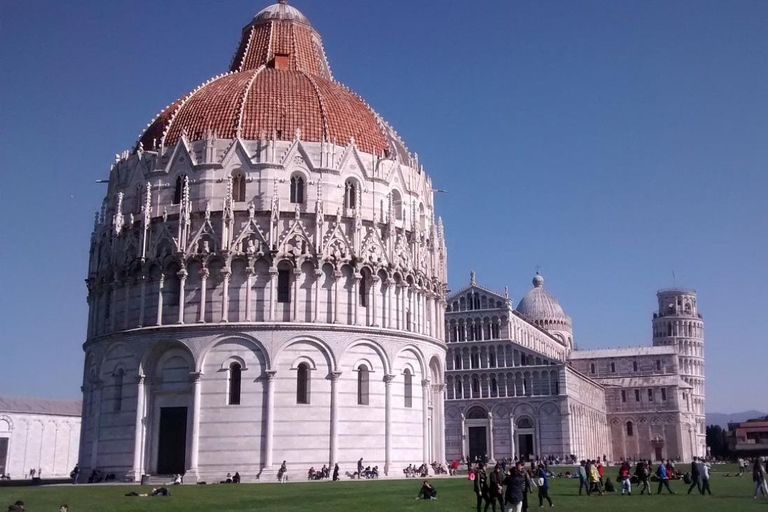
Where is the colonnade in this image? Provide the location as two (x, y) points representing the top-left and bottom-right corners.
(446, 369), (560, 400)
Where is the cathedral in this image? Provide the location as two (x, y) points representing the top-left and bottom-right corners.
(79, 1), (705, 482)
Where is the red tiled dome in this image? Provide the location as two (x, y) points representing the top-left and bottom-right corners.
(138, 2), (403, 158)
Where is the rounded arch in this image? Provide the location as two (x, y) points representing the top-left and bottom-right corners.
(0, 415), (13, 432)
(98, 341), (139, 377)
(339, 338), (391, 375)
(197, 333), (271, 372)
(138, 338), (195, 378)
(290, 355), (318, 370)
(465, 404), (489, 419)
(274, 334), (337, 373)
(393, 345), (427, 378)
(428, 354), (443, 385)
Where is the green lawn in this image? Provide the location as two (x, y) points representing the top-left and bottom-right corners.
(1, 467), (766, 511)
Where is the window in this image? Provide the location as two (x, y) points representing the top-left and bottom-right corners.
(648, 389), (654, 402)
(610, 362), (616, 373)
(661, 388), (667, 401)
(404, 369), (413, 408)
(489, 352), (496, 367)
(228, 362), (242, 405)
(173, 175), (185, 204)
(277, 267), (291, 303)
(472, 377), (480, 394)
(359, 272), (368, 307)
(113, 369), (124, 412)
(590, 363), (595, 374)
(491, 378), (497, 395)
(344, 180), (357, 209)
(621, 390), (627, 403)
(290, 175), (304, 204)
(297, 363), (310, 404)
(626, 421), (634, 436)
(454, 353), (461, 369)
(656, 359), (661, 371)
(634, 389), (640, 402)
(357, 365), (369, 405)
(633, 361), (638, 372)
(471, 353), (480, 369)
(233, 173), (246, 202)
(392, 190), (403, 221)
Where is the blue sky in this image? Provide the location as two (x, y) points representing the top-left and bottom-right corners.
(0, 1), (766, 414)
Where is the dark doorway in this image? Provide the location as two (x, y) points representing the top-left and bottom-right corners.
(157, 407), (187, 475)
(518, 434), (534, 460)
(468, 426), (487, 462)
(654, 445), (663, 461)
(0, 438), (8, 475)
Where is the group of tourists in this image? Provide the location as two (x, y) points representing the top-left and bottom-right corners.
(6, 501), (67, 512)
(472, 461), (551, 512)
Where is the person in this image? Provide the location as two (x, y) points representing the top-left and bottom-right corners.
(503, 463), (525, 512)
(754, 458), (767, 499)
(70, 464), (80, 485)
(656, 460), (674, 494)
(59, 506), (69, 512)
(604, 476), (615, 493)
(225, 472), (233, 484)
(588, 461), (603, 495)
(619, 461), (631, 495)
(233, 472), (240, 484)
(473, 462), (490, 512)
(537, 464), (553, 507)
(687, 456), (701, 494)
(415, 480), (437, 500)
(635, 460), (651, 495)
(332, 463), (339, 482)
(738, 458), (746, 476)
(521, 466), (533, 511)
(699, 460), (711, 495)
(8, 501), (24, 512)
(451, 459), (459, 476)
(577, 460), (589, 495)
(489, 464), (504, 512)
(278, 461), (288, 483)
(357, 458), (364, 479)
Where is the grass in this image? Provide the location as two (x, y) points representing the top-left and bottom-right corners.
(1, 465), (766, 511)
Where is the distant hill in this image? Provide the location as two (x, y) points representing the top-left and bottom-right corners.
(707, 410), (767, 428)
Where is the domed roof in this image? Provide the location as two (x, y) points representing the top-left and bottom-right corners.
(516, 272), (568, 322)
(137, 1), (409, 161)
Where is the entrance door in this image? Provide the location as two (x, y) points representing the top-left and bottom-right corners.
(157, 407), (187, 475)
(0, 438), (8, 475)
(518, 434), (534, 460)
(654, 445), (663, 461)
(468, 426), (487, 462)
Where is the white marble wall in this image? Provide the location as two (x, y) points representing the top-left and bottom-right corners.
(0, 412), (80, 479)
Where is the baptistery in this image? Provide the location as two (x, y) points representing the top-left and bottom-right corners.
(80, 0), (448, 482)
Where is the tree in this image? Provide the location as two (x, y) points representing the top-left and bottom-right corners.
(706, 424), (730, 458)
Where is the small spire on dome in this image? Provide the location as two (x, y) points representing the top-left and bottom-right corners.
(470, 270), (476, 285)
(532, 271), (544, 288)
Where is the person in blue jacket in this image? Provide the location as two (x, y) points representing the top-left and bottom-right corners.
(656, 460), (675, 494)
(537, 464), (554, 507)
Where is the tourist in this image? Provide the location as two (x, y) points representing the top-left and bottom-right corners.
(738, 458), (746, 476)
(333, 463), (339, 482)
(473, 462), (490, 512)
(69, 464), (79, 485)
(537, 464), (554, 507)
(59, 506), (69, 512)
(619, 461), (631, 495)
(278, 461), (288, 483)
(656, 460), (674, 494)
(357, 458), (364, 479)
(521, 465), (534, 511)
(577, 460), (589, 495)
(489, 464), (504, 512)
(451, 459), (459, 476)
(635, 460), (651, 495)
(415, 480), (437, 500)
(588, 461), (603, 495)
(699, 460), (711, 495)
(687, 456), (701, 494)
(503, 464), (525, 512)
(754, 458), (767, 499)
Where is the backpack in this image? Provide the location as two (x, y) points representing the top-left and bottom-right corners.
(469, 471), (475, 481)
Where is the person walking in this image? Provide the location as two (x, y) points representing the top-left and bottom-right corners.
(69, 464), (80, 485)
(687, 456), (701, 494)
(537, 464), (554, 508)
(577, 461), (589, 496)
(699, 460), (712, 495)
(619, 461), (631, 495)
(489, 464), (504, 512)
(332, 463), (339, 482)
(357, 458), (364, 479)
(473, 463), (491, 512)
(656, 460), (675, 494)
(635, 460), (651, 495)
(503, 463), (526, 512)
(754, 458), (768, 499)
(588, 461), (603, 496)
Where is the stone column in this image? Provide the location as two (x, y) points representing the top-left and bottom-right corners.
(156, 273), (165, 326)
(292, 267), (301, 322)
(371, 276), (380, 327)
(313, 269), (323, 322)
(131, 375), (146, 481)
(268, 267), (277, 321)
(488, 412), (495, 463)
(509, 416), (516, 459)
(330, 371), (342, 467)
(198, 268), (209, 323)
(421, 379), (430, 463)
(332, 270), (341, 324)
(387, 279), (395, 329)
(353, 273), (361, 326)
(177, 269), (187, 324)
(138, 274), (147, 327)
(244, 268), (254, 321)
(460, 413), (467, 460)
(264, 370), (277, 469)
(383, 374), (395, 475)
(187, 372), (202, 479)
(220, 267), (232, 322)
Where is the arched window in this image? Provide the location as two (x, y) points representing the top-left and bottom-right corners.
(610, 362), (616, 373)
(345, 179), (357, 209)
(277, 265), (291, 303)
(359, 272), (368, 308)
(633, 361), (638, 372)
(656, 359), (661, 371)
(297, 363), (310, 404)
(517, 417), (533, 429)
(232, 173), (246, 202)
(419, 203), (426, 231)
(403, 369), (413, 408)
(173, 175), (185, 205)
(626, 421), (634, 436)
(590, 363), (596, 374)
(357, 364), (369, 405)
(491, 378), (498, 395)
(472, 377), (480, 394)
(290, 175), (304, 204)
(391, 190), (403, 221)
(113, 369), (124, 412)
(228, 362), (242, 405)
(454, 352), (461, 369)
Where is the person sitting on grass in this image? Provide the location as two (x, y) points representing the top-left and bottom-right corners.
(415, 480), (437, 500)
(7, 501), (24, 512)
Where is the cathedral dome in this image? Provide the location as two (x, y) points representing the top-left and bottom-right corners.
(138, 1), (409, 161)
(516, 272), (568, 322)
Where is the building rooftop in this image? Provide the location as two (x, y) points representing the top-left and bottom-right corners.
(0, 395), (82, 417)
(596, 375), (692, 389)
(569, 346), (676, 359)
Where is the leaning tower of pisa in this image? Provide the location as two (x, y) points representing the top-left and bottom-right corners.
(652, 289), (706, 458)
